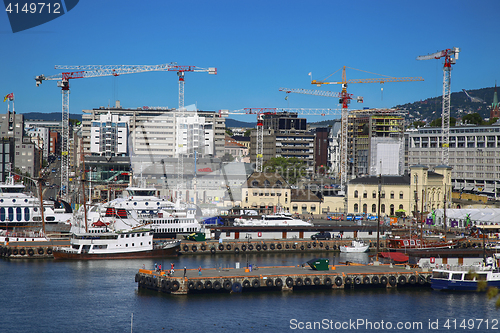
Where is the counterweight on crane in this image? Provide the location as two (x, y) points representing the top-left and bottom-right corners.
(310, 66), (424, 192)
(417, 48), (460, 166)
(35, 63), (216, 201)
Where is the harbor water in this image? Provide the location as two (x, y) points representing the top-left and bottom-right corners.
(1, 252), (499, 332)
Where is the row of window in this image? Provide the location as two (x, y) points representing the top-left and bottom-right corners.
(354, 190), (404, 199)
(353, 203), (404, 214)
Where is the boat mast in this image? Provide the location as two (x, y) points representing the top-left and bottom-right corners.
(80, 145), (88, 233)
(376, 172), (381, 261)
(443, 183), (447, 241)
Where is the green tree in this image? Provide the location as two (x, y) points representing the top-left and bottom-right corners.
(243, 129), (252, 137)
(262, 157), (307, 185)
(412, 121), (426, 128)
(225, 128), (233, 136)
(221, 153), (234, 162)
(429, 117), (457, 127)
(462, 113), (483, 125)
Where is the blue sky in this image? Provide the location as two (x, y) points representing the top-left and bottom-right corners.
(1, 0), (499, 123)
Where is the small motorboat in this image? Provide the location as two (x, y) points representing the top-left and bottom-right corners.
(339, 239), (370, 253)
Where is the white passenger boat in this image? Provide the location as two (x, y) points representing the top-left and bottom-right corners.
(0, 176), (73, 233)
(73, 186), (202, 238)
(339, 239), (370, 253)
(431, 254), (500, 291)
(53, 228), (180, 260)
(233, 212), (312, 227)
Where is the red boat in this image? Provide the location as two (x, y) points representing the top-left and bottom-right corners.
(387, 237), (463, 251)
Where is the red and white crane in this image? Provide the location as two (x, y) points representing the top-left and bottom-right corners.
(35, 63), (216, 201)
(417, 48), (460, 165)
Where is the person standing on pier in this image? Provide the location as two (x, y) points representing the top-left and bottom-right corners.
(183, 267), (187, 278)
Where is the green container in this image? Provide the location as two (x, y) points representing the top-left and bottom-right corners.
(307, 258), (330, 271)
(185, 232), (206, 242)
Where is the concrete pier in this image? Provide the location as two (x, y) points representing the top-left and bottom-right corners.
(135, 264), (431, 295)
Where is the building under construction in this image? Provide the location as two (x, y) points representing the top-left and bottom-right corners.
(347, 109), (406, 177)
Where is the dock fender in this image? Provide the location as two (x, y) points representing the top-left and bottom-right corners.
(218, 244), (224, 251)
(334, 276), (342, 286)
(295, 278), (303, 287)
(241, 245), (247, 251)
(380, 276), (388, 285)
(242, 280), (251, 288)
(285, 244), (290, 249)
(389, 276), (397, 286)
(313, 242), (317, 248)
(232, 282), (242, 293)
(426, 275), (432, 284)
(152, 277), (158, 287)
(234, 247), (239, 254)
(223, 280), (232, 291)
(344, 277), (352, 285)
(285, 277), (294, 287)
(162, 280), (171, 291)
(265, 278), (274, 287)
(409, 275), (417, 285)
(226, 244), (232, 251)
(277, 243), (282, 250)
(363, 276), (370, 284)
(313, 277), (321, 286)
(333, 244), (337, 250)
(183, 245), (189, 252)
(204, 280), (213, 290)
(324, 277), (332, 286)
(191, 245), (197, 252)
(171, 280), (180, 292)
(319, 242), (323, 248)
(307, 243), (311, 249)
(210, 247), (216, 254)
(300, 245), (305, 251)
(418, 275), (426, 285)
(371, 276), (379, 284)
(213, 281), (222, 290)
(252, 279), (260, 288)
(270, 244), (275, 250)
(325, 245), (330, 250)
(292, 244), (296, 249)
(275, 278), (283, 288)
(38, 248), (44, 255)
(304, 277), (312, 286)
(19, 248), (26, 256)
(12, 248), (18, 256)
(188, 281), (196, 290)
(248, 244), (254, 251)
(139, 276), (146, 285)
(200, 244), (207, 251)
(354, 277), (361, 285)
(196, 281), (204, 291)
(46, 248), (52, 255)
(256, 244), (262, 251)
(28, 248), (34, 256)
(262, 244), (267, 251)
(135, 274), (140, 283)
(398, 275), (407, 285)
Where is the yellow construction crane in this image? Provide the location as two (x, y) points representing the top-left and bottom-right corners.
(310, 66), (424, 192)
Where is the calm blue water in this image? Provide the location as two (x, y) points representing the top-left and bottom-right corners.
(1, 252), (499, 332)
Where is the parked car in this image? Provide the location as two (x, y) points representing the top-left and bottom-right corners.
(311, 232), (331, 240)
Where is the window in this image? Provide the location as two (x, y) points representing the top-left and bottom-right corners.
(390, 191), (394, 199)
(363, 191), (367, 199)
(354, 203), (358, 213)
(399, 191), (404, 199)
(292, 204), (298, 211)
(381, 204), (385, 214)
(372, 191), (376, 199)
(372, 204), (376, 213)
(354, 190), (358, 198)
(381, 191), (385, 199)
(363, 204), (367, 213)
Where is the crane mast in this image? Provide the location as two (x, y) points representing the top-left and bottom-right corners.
(36, 63), (216, 202)
(417, 47), (459, 165)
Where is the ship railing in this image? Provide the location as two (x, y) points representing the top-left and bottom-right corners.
(434, 263), (487, 272)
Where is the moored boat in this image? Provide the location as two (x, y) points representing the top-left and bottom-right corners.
(340, 239), (370, 253)
(52, 229), (180, 260)
(387, 237), (463, 251)
(430, 254), (500, 291)
(233, 213), (312, 227)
